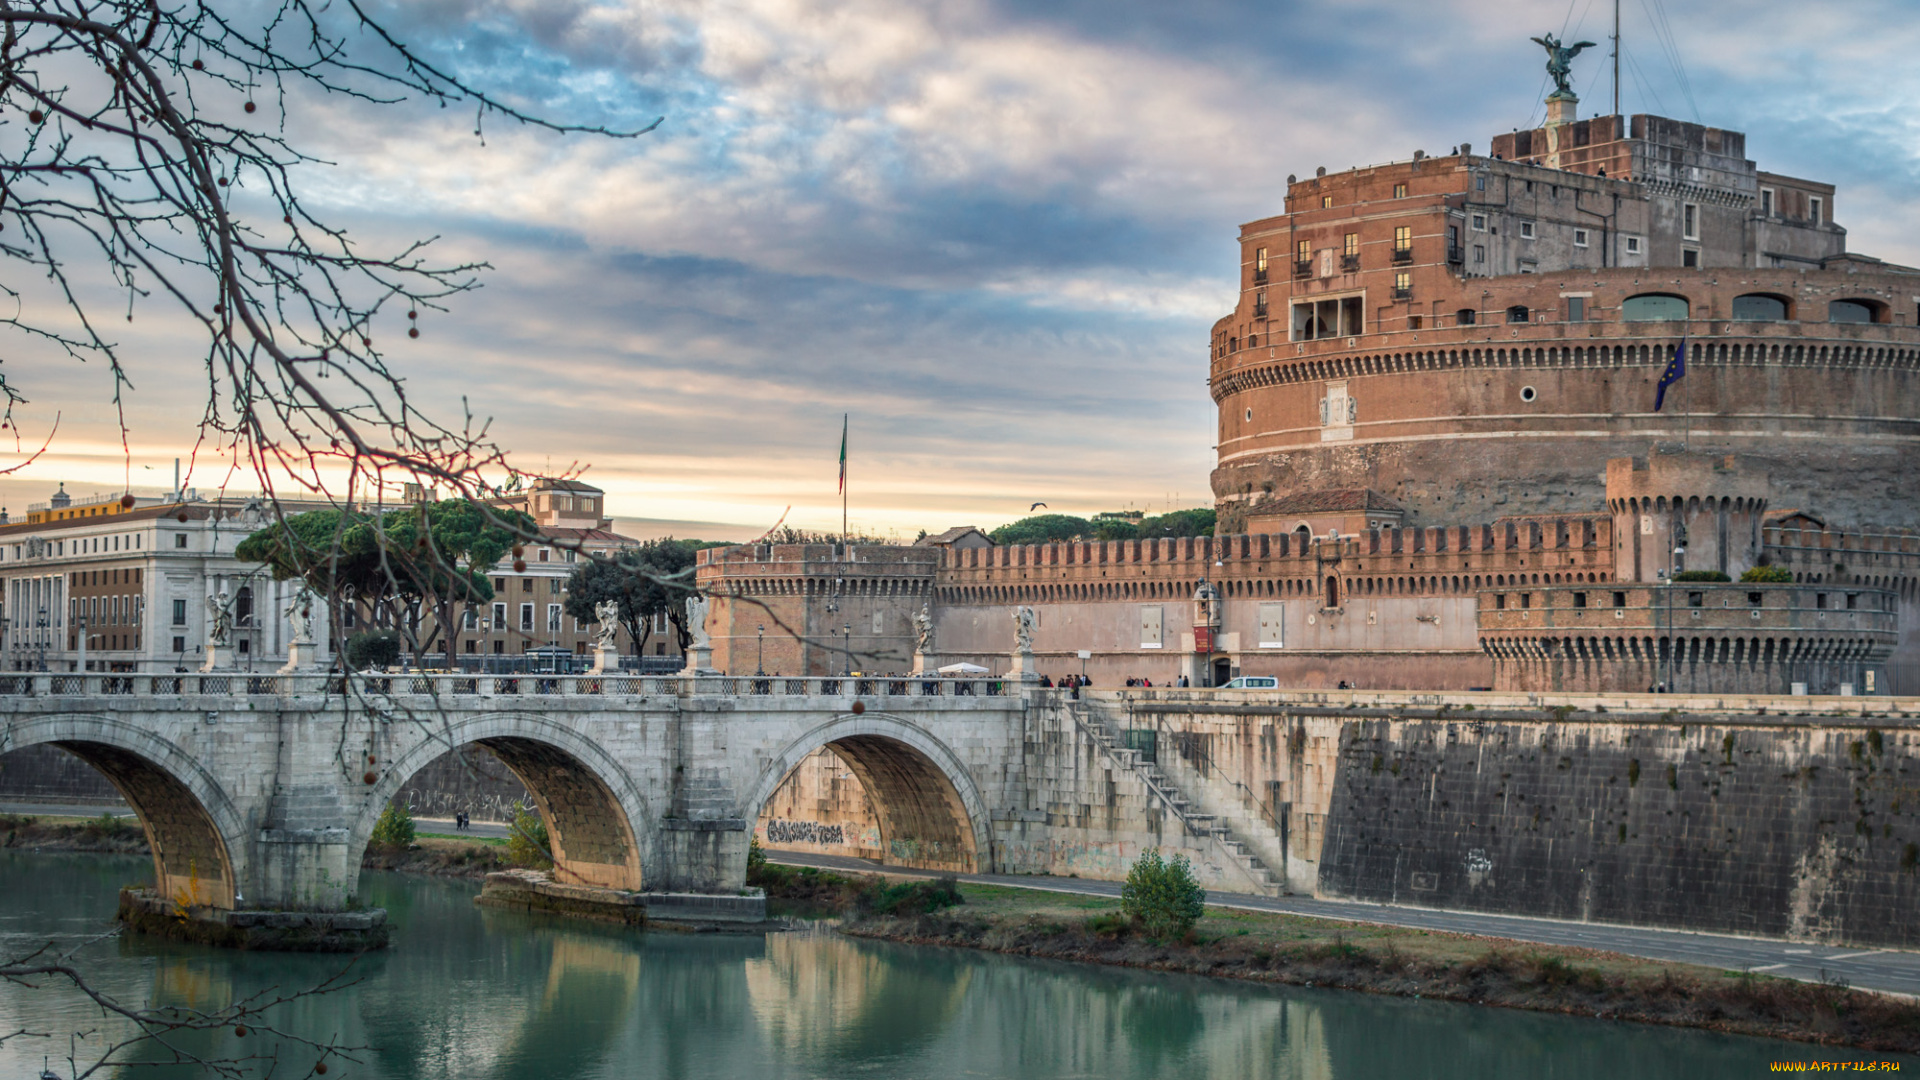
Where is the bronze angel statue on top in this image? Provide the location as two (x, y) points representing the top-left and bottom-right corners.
(1532, 33), (1597, 97)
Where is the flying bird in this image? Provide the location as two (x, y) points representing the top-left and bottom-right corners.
(1030, 502), (1047, 511)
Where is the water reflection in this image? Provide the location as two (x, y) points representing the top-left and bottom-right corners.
(747, 930), (971, 1061)
(0, 852), (1913, 1080)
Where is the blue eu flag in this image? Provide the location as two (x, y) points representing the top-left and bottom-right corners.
(1654, 338), (1687, 412)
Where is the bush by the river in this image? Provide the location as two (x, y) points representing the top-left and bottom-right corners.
(370, 802), (416, 850)
(506, 803), (552, 869)
(1121, 848), (1206, 940)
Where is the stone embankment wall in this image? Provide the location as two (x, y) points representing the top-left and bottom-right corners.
(1119, 691), (1920, 947)
(389, 747), (530, 823)
(1314, 712), (1920, 946)
(0, 744), (123, 804)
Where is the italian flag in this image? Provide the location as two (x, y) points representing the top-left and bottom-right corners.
(838, 414), (848, 493)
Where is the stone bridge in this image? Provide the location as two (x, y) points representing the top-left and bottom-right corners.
(0, 672), (1031, 914)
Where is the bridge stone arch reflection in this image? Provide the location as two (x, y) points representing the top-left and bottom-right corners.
(2, 714), (243, 909)
(744, 712), (993, 873)
(357, 713), (650, 892)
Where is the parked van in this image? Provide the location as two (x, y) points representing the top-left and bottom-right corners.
(1218, 676), (1279, 689)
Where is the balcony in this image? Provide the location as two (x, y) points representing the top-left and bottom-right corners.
(1293, 260), (1313, 279)
(1252, 267), (1269, 284)
(1447, 244), (1464, 265)
(1392, 287), (1412, 300)
(1253, 303), (1269, 320)
(1391, 247), (1413, 265)
(1340, 254), (1361, 272)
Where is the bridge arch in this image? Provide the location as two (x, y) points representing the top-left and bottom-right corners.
(3, 715), (243, 909)
(744, 712), (993, 874)
(356, 713), (651, 892)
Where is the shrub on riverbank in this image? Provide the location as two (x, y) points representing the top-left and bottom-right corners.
(370, 803), (416, 850)
(505, 804), (552, 870)
(1120, 849), (1205, 940)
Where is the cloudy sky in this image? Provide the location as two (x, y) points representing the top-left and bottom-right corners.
(5, 0), (1918, 540)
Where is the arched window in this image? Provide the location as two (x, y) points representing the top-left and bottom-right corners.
(1732, 294), (1788, 321)
(1622, 293), (1689, 321)
(1830, 299), (1880, 324)
(1455, 308), (1477, 326)
(1324, 575), (1339, 608)
(1506, 304), (1530, 324)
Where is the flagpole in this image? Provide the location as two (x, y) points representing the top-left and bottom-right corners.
(841, 413), (849, 543)
(1683, 340), (1692, 451)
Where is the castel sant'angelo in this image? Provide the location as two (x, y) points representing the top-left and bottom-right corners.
(699, 50), (1920, 697)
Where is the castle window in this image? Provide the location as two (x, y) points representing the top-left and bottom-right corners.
(1732, 294), (1788, 321)
(1683, 203), (1699, 240)
(1321, 195), (1333, 209)
(1494, 594), (1506, 610)
(1476, 174), (1486, 191)
(1473, 244), (1485, 264)
(1682, 248), (1699, 268)
(1408, 315), (1423, 330)
(1393, 183), (1408, 198)
(1760, 188), (1774, 216)
(1622, 293), (1689, 321)
(1566, 296), (1586, 321)
(1810, 196), (1823, 223)
(1471, 214), (1486, 231)
(1343, 232), (1359, 255)
(1829, 299), (1879, 324)
(1613, 592), (1626, 608)
(1519, 221), (1535, 239)
(1625, 237), (1641, 255)
(1573, 229), (1589, 248)
(1393, 271), (1411, 299)
(175, 533), (187, 548)
(1456, 308), (1476, 326)
(1519, 593), (1531, 609)
(1572, 592), (1587, 608)
(1748, 592), (1764, 606)
(1506, 305), (1529, 324)
(1847, 593), (1859, 610)
(1687, 591), (1704, 608)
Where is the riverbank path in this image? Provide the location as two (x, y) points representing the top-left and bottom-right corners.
(770, 851), (1920, 999)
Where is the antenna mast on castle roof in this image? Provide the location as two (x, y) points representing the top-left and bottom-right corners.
(1612, 0), (1621, 118)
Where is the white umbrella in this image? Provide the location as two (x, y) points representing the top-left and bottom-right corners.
(936, 662), (990, 675)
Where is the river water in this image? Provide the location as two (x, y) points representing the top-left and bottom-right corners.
(0, 851), (1909, 1079)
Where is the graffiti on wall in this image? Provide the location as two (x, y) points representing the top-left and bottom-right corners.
(766, 819), (845, 845)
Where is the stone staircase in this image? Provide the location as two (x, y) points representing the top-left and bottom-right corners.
(1063, 700), (1282, 896)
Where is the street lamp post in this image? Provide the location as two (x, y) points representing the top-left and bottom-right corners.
(35, 605), (49, 672)
(842, 624), (851, 677)
(756, 624), (766, 676)
(1670, 541), (1687, 693)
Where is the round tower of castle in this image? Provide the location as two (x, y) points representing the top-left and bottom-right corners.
(1210, 111), (1919, 534)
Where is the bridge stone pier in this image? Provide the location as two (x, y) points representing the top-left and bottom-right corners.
(0, 673), (1030, 931)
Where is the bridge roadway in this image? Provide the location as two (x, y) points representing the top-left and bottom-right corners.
(770, 851), (1920, 998)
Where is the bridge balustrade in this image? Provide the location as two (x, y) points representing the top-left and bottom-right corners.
(0, 671), (1011, 699)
